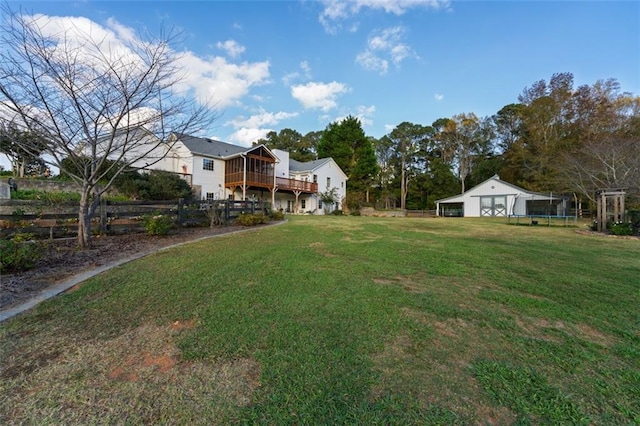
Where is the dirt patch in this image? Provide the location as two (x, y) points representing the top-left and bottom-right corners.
(308, 241), (337, 258)
(1, 322), (263, 423)
(574, 323), (615, 346)
(1, 225), (246, 310)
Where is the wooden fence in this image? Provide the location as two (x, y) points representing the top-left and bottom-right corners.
(0, 199), (269, 240)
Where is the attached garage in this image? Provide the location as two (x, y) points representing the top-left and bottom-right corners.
(436, 175), (568, 218)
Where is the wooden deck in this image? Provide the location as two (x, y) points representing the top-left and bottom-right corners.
(224, 173), (318, 193)
(276, 177), (317, 193)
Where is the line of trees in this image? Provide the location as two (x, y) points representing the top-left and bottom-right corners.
(256, 73), (639, 211)
(1, 0), (637, 250)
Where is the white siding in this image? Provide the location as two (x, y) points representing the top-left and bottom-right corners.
(437, 177), (532, 217)
(313, 159), (348, 214)
(192, 155), (226, 200)
(273, 149), (289, 178)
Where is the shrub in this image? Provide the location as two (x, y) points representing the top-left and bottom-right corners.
(142, 213), (174, 235)
(269, 210), (284, 221)
(114, 170), (194, 200)
(629, 210), (640, 234)
(235, 213), (267, 226)
(0, 234), (42, 273)
(350, 210), (361, 216)
(608, 222), (633, 236)
(330, 209), (344, 216)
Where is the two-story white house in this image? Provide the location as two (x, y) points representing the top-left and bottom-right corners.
(272, 149), (348, 214)
(132, 132), (348, 214)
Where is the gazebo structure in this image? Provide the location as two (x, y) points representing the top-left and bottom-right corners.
(595, 189), (626, 232)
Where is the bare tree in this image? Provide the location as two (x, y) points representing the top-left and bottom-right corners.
(0, 5), (217, 248)
(563, 135), (639, 203)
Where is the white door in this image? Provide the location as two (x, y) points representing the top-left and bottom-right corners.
(480, 196), (507, 217)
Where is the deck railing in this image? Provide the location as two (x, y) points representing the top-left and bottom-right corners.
(224, 173), (317, 193)
(276, 177), (317, 193)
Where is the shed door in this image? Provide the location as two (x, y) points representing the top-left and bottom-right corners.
(480, 196), (507, 217)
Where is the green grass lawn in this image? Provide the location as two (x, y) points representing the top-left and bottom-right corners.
(1, 216), (638, 424)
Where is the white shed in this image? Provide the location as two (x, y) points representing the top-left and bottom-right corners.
(435, 175), (568, 217)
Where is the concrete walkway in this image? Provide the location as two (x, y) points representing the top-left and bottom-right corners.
(0, 222), (285, 323)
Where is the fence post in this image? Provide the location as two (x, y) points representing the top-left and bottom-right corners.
(225, 199), (230, 221)
(252, 200), (255, 215)
(177, 198), (184, 226)
(99, 198), (108, 235)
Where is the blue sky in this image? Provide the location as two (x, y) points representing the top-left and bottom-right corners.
(2, 0), (639, 164)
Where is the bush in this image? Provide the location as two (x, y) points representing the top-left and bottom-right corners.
(608, 222), (634, 236)
(0, 235), (42, 273)
(235, 213), (267, 226)
(330, 209), (344, 216)
(350, 210), (361, 216)
(10, 189), (80, 203)
(114, 170), (194, 200)
(629, 210), (640, 234)
(142, 213), (174, 235)
(269, 210), (284, 221)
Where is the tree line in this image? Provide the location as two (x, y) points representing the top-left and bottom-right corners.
(3, 71), (639, 214)
(1, 0), (637, 251)
(255, 72), (639, 210)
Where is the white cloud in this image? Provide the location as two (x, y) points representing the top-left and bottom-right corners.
(356, 26), (416, 74)
(355, 50), (388, 74)
(228, 127), (272, 147)
(434, 93), (444, 101)
(300, 61), (311, 76)
(21, 14), (270, 110)
(225, 108), (299, 147)
(291, 81), (350, 111)
(355, 105), (376, 127)
(227, 109), (299, 128)
(216, 40), (246, 58)
(25, 14), (143, 72)
(175, 53), (270, 108)
(319, 0), (450, 33)
(330, 105), (376, 128)
(282, 61), (313, 86)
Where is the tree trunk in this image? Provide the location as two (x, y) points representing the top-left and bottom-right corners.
(77, 186), (101, 248)
(78, 190), (92, 249)
(400, 156), (407, 210)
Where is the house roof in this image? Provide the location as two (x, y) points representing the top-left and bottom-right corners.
(289, 157), (332, 173)
(172, 133), (247, 158)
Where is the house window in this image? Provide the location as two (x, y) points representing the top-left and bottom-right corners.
(313, 174), (317, 183)
(326, 177), (331, 188)
(341, 181), (344, 188)
(202, 158), (215, 171)
(206, 192), (215, 201)
(318, 200), (322, 209)
(301, 199), (306, 209)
